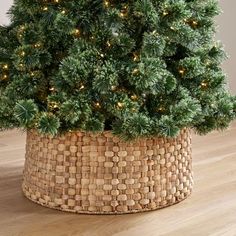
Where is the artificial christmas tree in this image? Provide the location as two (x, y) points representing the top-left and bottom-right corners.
(0, 0), (235, 214)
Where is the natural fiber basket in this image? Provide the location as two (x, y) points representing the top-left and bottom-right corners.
(22, 128), (193, 214)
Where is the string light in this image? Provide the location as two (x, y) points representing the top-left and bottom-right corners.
(117, 102), (124, 108)
(2, 74), (8, 80)
(104, 0), (110, 8)
(106, 41), (111, 47)
(21, 51), (26, 57)
(111, 85), (116, 91)
(163, 11), (169, 16)
(48, 101), (59, 109)
(201, 81), (208, 89)
(119, 5), (128, 18)
(178, 67), (186, 76)
(73, 29), (81, 37)
(132, 68), (139, 76)
(210, 103), (216, 108)
(34, 43), (42, 48)
(214, 42), (219, 48)
(43, 6), (48, 11)
(157, 107), (165, 113)
(95, 102), (101, 108)
(133, 52), (140, 62)
(2, 64), (8, 70)
(131, 95), (138, 101)
(205, 59), (211, 66)
(119, 12), (125, 18)
(80, 84), (85, 90)
(185, 19), (199, 29)
(191, 20), (198, 28)
(50, 102), (59, 109)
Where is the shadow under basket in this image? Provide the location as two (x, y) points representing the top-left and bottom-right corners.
(22, 128), (193, 214)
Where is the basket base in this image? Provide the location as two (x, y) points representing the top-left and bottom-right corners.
(22, 185), (192, 215)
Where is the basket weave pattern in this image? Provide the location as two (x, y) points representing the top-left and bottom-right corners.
(22, 128), (193, 214)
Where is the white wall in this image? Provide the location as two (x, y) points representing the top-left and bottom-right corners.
(0, 0), (235, 94)
(0, 0), (12, 25)
(217, 0), (236, 94)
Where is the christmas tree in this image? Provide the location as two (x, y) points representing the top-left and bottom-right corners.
(0, 0), (235, 140)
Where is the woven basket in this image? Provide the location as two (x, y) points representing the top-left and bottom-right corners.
(22, 128), (193, 214)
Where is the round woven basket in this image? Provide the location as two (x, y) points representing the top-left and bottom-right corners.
(22, 128), (193, 214)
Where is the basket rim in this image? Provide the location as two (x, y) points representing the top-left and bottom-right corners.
(26, 127), (190, 142)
